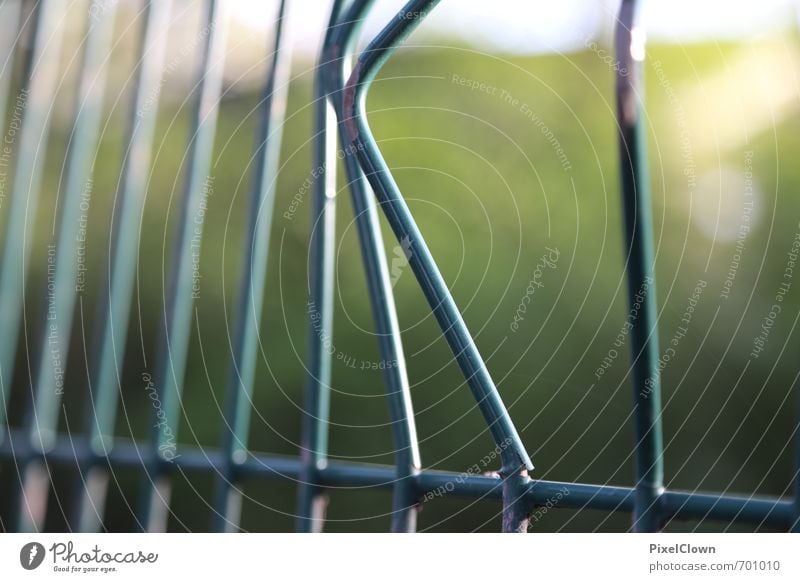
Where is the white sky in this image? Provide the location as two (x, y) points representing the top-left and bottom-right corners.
(229, 0), (800, 56)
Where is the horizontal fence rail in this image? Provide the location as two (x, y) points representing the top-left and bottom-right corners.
(0, 0), (796, 533)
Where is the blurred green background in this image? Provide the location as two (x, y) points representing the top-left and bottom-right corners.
(1, 1), (799, 532)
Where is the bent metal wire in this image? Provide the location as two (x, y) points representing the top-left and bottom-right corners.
(0, 0), (796, 533)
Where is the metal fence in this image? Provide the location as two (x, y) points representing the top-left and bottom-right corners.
(0, 0), (797, 533)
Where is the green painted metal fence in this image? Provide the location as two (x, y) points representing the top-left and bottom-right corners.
(0, 0), (797, 533)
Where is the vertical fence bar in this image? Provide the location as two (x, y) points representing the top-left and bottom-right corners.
(0, 0), (22, 138)
(31, 0), (119, 452)
(342, 0), (534, 532)
(615, 0), (665, 532)
(211, 0), (292, 533)
(0, 0), (67, 441)
(296, 0), (347, 533)
(0, 0), (22, 443)
(0, 0), (68, 532)
(329, 0), (421, 533)
(793, 377), (799, 532)
(0, 0), (24, 503)
(75, 0), (173, 532)
(139, 0), (228, 532)
(14, 0), (120, 534)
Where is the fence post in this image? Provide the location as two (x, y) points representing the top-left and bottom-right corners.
(211, 0), (292, 533)
(74, 0), (174, 532)
(327, 0), (422, 533)
(295, 0), (348, 533)
(615, 0), (665, 532)
(138, 0), (228, 532)
(0, 0), (69, 532)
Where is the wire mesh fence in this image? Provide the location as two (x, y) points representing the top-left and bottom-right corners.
(0, 0), (797, 533)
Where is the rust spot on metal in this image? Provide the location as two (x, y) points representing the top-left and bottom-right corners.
(342, 59), (362, 143)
